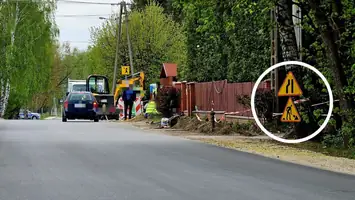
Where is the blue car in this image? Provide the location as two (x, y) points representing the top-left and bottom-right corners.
(18, 109), (41, 120)
(62, 91), (99, 122)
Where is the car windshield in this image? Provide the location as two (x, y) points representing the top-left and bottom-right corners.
(72, 84), (86, 92)
(68, 93), (92, 101)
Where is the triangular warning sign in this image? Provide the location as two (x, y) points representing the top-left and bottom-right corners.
(281, 97), (301, 123)
(278, 71), (302, 96)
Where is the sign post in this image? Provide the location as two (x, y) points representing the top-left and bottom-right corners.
(278, 71), (302, 122)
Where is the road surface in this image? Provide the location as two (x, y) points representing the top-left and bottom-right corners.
(0, 120), (354, 200)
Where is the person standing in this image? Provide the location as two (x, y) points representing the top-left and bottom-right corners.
(122, 84), (136, 120)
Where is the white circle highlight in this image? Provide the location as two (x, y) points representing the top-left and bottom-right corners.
(251, 61), (334, 144)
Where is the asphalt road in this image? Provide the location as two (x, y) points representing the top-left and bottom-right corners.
(0, 120), (355, 200)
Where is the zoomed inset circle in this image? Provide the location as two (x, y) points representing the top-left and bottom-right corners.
(251, 61), (334, 144)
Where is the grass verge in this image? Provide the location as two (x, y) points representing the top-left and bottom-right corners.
(282, 141), (355, 160)
(40, 113), (51, 120)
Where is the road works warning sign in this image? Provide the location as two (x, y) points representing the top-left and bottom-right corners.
(281, 97), (301, 122)
(278, 71), (302, 96)
(121, 66), (130, 75)
(251, 61), (333, 143)
(278, 71), (302, 123)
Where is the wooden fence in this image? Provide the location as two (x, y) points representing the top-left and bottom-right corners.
(174, 80), (271, 118)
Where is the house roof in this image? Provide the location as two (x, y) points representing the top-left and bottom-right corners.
(160, 63), (177, 78)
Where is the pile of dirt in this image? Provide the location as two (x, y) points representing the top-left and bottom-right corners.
(185, 117), (202, 131)
(132, 115), (263, 136)
(174, 116), (193, 129)
(216, 122), (234, 135)
(172, 116), (248, 135)
(197, 121), (213, 133)
(173, 116), (208, 132)
(172, 115), (269, 136)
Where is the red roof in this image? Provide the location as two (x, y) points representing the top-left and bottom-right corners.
(160, 63), (177, 78)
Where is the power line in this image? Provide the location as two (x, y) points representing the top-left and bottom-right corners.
(57, 0), (119, 5)
(56, 14), (112, 17)
(1, 0), (120, 5)
(0, 0), (56, 3)
(62, 41), (92, 43)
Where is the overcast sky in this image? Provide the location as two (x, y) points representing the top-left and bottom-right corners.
(55, 0), (130, 50)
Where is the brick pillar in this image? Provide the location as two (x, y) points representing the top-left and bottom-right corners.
(187, 82), (196, 116)
(186, 83), (191, 116)
(181, 81), (187, 113)
(190, 82), (195, 113)
(174, 82), (182, 114)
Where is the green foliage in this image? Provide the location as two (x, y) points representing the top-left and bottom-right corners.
(87, 3), (186, 91)
(132, 0), (183, 21)
(322, 130), (345, 149)
(237, 88), (274, 119)
(0, 1), (58, 117)
(299, 0), (355, 147)
(180, 0), (271, 82)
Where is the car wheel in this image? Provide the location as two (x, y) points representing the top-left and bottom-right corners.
(32, 116), (38, 120)
(94, 117), (99, 122)
(62, 117), (67, 122)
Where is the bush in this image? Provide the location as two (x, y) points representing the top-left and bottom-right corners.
(322, 130), (344, 148)
(236, 88), (274, 122)
(155, 86), (180, 118)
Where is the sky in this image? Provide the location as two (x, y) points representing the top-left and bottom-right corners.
(55, 0), (130, 51)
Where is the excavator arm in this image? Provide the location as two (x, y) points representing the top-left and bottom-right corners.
(114, 71), (145, 106)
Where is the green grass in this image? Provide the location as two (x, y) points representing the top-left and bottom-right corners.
(272, 140), (355, 160)
(40, 113), (51, 120)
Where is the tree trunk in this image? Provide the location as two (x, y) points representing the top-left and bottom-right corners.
(308, 0), (353, 146)
(1, 2), (19, 117)
(276, 0), (307, 138)
(276, 0), (299, 62)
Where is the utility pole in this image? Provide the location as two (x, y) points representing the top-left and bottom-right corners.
(111, 1), (134, 94)
(111, 2), (123, 95)
(123, 2), (134, 76)
(271, 5), (302, 119)
(292, 4), (302, 61)
(270, 6), (279, 113)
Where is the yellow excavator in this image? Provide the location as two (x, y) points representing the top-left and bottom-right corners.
(114, 71), (145, 106)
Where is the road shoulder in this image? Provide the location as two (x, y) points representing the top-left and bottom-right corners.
(127, 120), (355, 176)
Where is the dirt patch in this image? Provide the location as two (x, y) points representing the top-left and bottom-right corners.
(172, 116), (261, 136)
(131, 116), (271, 138)
(127, 120), (160, 130)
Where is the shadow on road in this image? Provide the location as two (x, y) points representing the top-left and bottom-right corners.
(64, 120), (97, 123)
